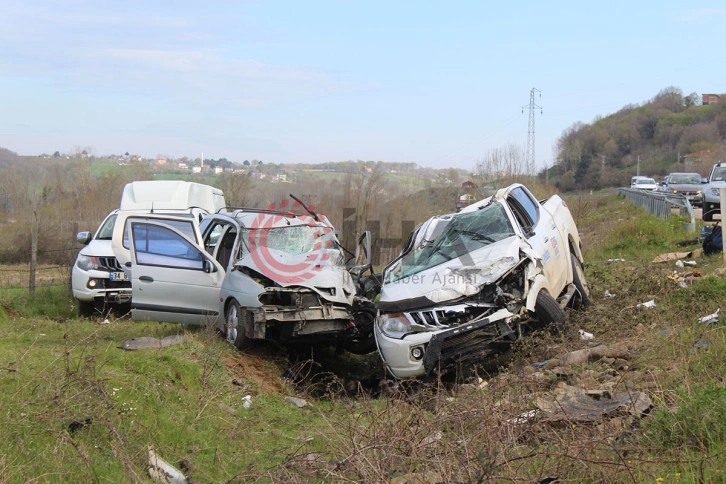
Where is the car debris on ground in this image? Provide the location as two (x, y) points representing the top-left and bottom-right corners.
(534, 383), (652, 422)
(120, 335), (185, 350)
(698, 308), (720, 324)
(636, 300), (656, 309)
(148, 447), (187, 484)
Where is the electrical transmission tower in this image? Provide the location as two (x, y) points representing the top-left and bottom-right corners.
(522, 88), (542, 177)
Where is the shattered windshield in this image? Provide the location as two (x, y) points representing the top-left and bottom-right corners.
(240, 224), (343, 263)
(385, 202), (515, 283)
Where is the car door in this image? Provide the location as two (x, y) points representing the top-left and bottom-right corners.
(112, 214), (225, 325)
(505, 186), (568, 294)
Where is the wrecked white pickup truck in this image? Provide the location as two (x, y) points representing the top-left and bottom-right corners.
(374, 183), (590, 379)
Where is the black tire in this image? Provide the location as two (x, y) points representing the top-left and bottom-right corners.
(225, 300), (253, 351)
(77, 300), (96, 318)
(702, 209), (716, 222)
(533, 290), (566, 327)
(570, 253), (591, 309)
(344, 307), (377, 355)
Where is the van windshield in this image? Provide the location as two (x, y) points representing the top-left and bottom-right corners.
(95, 214), (118, 240)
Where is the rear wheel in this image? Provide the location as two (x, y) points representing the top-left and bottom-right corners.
(225, 300), (253, 350)
(533, 290), (566, 327)
(570, 253), (591, 308)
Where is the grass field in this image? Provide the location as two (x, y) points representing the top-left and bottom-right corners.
(0, 189), (724, 481)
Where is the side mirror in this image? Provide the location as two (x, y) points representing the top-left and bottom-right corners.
(76, 231), (92, 245)
(702, 178), (709, 184)
(202, 259), (214, 274)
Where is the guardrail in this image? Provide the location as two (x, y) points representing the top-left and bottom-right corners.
(617, 188), (695, 228)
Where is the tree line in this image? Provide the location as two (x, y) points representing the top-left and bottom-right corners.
(551, 87), (726, 190)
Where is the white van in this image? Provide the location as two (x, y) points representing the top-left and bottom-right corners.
(72, 181), (225, 317)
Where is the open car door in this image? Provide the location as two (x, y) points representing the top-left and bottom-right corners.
(111, 214), (225, 325)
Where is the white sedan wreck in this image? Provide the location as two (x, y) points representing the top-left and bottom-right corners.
(374, 183), (590, 379)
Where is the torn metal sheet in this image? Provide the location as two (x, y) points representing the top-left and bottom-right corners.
(120, 335), (184, 350)
(535, 385), (652, 422)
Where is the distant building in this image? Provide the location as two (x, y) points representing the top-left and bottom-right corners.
(702, 94), (721, 105)
(178, 162), (188, 169)
(192, 166), (202, 174)
(156, 158), (167, 165)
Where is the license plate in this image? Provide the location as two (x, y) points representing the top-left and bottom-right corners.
(109, 271), (128, 281)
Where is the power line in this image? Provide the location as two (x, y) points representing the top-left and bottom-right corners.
(522, 88), (543, 175)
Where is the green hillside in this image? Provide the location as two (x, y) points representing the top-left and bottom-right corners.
(549, 88), (726, 190)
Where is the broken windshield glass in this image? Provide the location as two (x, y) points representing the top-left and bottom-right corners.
(385, 203), (515, 283)
(239, 225), (343, 263)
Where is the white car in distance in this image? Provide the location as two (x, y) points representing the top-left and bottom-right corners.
(631, 177), (658, 191)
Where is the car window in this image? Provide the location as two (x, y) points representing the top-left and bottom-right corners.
(712, 167), (726, 182)
(131, 223), (204, 270)
(507, 187), (539, 234)
(123, 218), (197, 250)
(95, 213), (118, 240)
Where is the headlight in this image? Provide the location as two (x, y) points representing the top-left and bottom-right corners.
(378, 312), (413, 338)
(76, 254), (100, 271)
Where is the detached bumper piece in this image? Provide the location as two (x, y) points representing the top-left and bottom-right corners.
(423, 315), (517, 378)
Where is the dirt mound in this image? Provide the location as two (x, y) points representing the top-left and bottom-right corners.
(222, 350), (288, 394)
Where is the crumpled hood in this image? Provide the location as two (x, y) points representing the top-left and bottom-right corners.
(379, 236), (522, 309)
(235, 248), (357, 305)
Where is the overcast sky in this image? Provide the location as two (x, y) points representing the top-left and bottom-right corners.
(1, 1), (724, 170)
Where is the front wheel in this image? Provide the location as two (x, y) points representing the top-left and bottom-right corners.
(344, 307), (377, 355)
(570, 253), (591, 309)
(533, 290), (566, 328)
(225, 300), (253, 351)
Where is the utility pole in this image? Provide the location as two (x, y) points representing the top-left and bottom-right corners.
(522, 88), (542, 181)
(637, 155), (640, 176)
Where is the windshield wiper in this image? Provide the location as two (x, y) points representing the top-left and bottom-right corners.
(456, 230), (496, 243)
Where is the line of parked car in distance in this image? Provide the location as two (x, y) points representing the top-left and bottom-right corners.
(631, 172), (707, 208)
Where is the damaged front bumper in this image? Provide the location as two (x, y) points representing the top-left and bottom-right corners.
(254, 303), (356, 340)
(375, 307), (517, 379)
